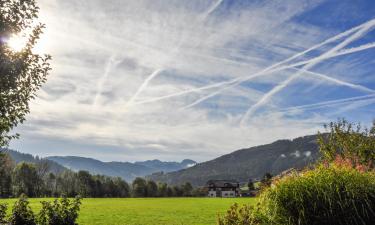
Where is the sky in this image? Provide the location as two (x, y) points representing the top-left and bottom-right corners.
(9, 0), (375, 162)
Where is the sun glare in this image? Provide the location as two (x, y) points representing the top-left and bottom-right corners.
(6, 33), (48, 54)
(6, 35), (28, 52)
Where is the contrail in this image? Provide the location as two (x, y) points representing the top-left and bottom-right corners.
(183, 66), (375, 109)
(240, 19), (375, 125)
(123, 1), (224, 110)
(291, 68), (375, 94)
(334, 41), (375, 56)
(124, 69), (163, 108)
(183, 19), (375, 108)
(132, 40), (375, 107)
(94, 55), (118, 106)
(204, 0), (224, 17)
(279, 94), (375, 112)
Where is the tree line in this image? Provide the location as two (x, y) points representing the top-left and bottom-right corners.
(0, 153), (204, 198)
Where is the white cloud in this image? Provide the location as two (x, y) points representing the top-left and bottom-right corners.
(10, 0), (375, 161)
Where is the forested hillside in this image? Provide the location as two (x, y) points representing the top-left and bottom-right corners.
(148, 134), (320, 186)
(3, 149), (66, 174)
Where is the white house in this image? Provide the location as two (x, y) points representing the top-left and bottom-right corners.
(206, 180), (240, 197)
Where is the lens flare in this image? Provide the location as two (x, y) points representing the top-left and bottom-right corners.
(6, 35), (28, 52)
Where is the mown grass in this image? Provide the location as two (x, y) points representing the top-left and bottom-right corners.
(0, 197), (256, 225)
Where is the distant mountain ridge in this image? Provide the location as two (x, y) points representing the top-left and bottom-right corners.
(46, 156), (197, 181)
(147, 134), (320, 186)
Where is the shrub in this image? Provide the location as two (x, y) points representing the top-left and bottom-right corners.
(318, 119), (375, 167)
(217, 203), (265, 225)
(0, 203), (7, 224)
(38, 196), (82, 225)
(9, 194), (36, 225)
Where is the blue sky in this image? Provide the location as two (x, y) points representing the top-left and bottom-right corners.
(9, 0), (375, 162)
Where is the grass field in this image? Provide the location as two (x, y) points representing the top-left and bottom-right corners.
(0, 197), (256, 225)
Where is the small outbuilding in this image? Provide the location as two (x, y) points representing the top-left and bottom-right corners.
(206, 180), (240, 197)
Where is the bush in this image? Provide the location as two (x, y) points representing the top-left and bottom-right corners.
(0, 203), (7, 224)
(218, 165), (375, 225)
(38, 196), (82, 225)
(9, 194), (36, 225)
(217, 203), (264, 225)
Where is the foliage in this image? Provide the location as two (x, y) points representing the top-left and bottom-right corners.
(38, 196), (81, 225)
(12, 162), (41, 197)
(0, 0), (51, 147)
(247, 179), (255, 191)
(318, 119), (375, 167)
(132, 177), (147, 197)
(146, 180), (158, 197)
(0, 153), (14, 197)
(0, 203), (7, 224)
(259, 173), (272, 190)
(9, 194), (36, 225)
(217, 203), (260, 225)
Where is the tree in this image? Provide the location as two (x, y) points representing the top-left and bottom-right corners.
(77, 171), (94, 197)
(132, 177), (147, 197)
(12, 162), (40, 197)
(247, 178), (255, 191)
(0, 0), (51, 147)
(260, 173), (273, 189)
(181, 182), (193, 197)
(318, 119), (375, 167)
(0, 152), (14, 197)
(113, 177), (130, 197)
(146, 180), (158, 197)
(157, 182), (168, 197)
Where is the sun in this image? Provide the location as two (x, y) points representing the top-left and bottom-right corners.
(6, 34), (28, 52)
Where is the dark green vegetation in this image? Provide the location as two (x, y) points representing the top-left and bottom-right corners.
(0, 152), (205, 198)
(0, 195), (81, 225)
(218, 120), (375, 225)
(149, 134), (319, 186)
(47, 156), (196, 181)
(0, 198), (256, 225)
(0, 0), (51, 147)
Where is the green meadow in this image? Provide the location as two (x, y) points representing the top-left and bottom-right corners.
(0, 197), (256, 225)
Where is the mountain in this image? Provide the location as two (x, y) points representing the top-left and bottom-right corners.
(46, 156), (197, 182)
(3, 149), (67, 174)
(147, 134), (320, 186)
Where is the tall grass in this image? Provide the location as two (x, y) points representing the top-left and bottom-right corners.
(259, 164), (375, 225)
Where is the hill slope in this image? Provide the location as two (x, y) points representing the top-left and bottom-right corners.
(47, 156), (197, 181)
(3, 149), (67, 174)
(147, 135), (320, 186)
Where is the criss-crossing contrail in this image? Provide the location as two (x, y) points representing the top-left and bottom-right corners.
(123, 1), (224, 110)
(132, 40), (375, 107)
(181, 19), (375, 108)
(124, 69), (163, 108)
(239, 19), (375, 125)
(290, 68), (375, 94)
